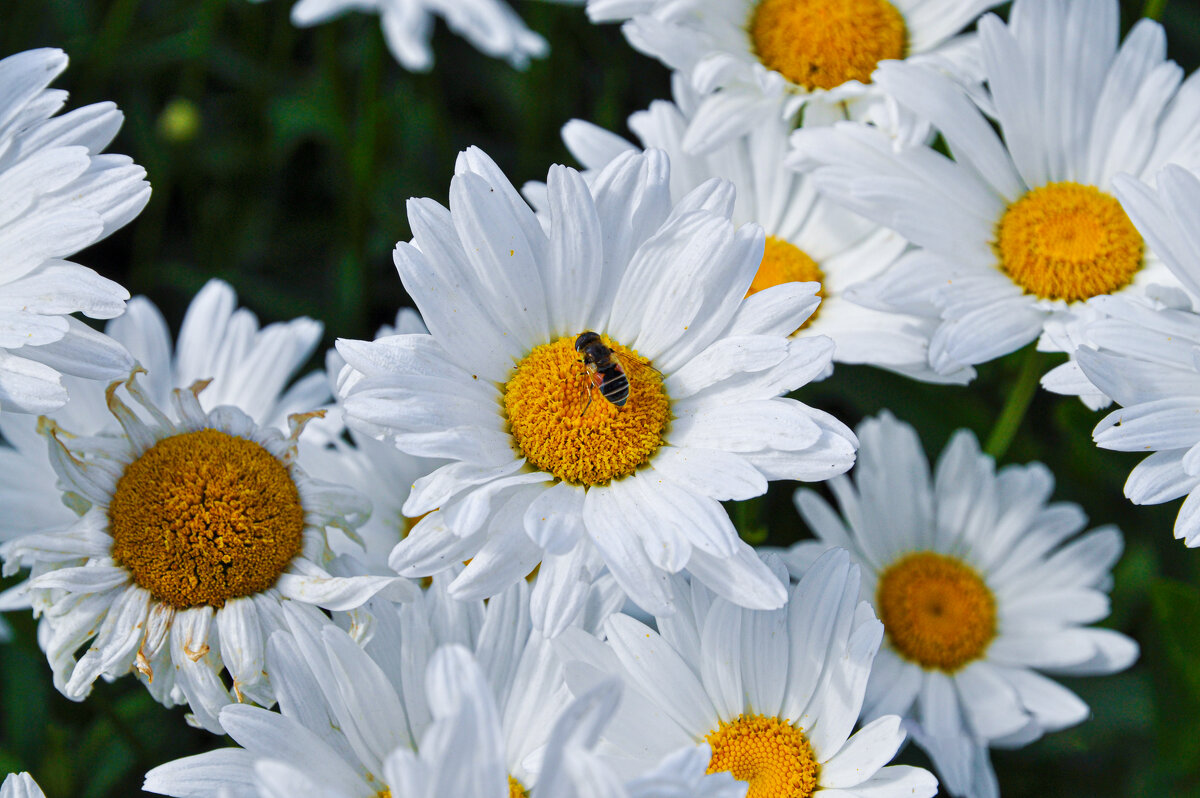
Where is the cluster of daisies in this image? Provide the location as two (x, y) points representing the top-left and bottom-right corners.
(6, 0), (1199, 795)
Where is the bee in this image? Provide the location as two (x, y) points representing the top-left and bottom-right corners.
(574, 331), (660, 414)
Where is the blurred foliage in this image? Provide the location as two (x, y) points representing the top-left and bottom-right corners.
(3, 0), (1200, 796)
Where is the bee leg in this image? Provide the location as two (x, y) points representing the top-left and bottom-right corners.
(581, 381), (594, 417)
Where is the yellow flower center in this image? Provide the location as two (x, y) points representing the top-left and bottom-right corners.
(875, 551), (997, 672)
(747, 236), (825, 332)
(109, 429), (305, 609)
(504, 334), (670, 485)
(706, 714), (819, 798)
(749, 0), (907, 91)
(508, 775), (528, 798)
(994, 181), (1144, 302)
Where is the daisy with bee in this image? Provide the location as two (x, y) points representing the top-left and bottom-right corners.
(337, 146), (856, 637)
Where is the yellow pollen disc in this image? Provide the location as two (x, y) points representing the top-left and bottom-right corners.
(994, 181), (1144, 302)
(508, 775), (528, 798)
(707, 714), (819, 798)
(876, 551), (997, 672)
(504, 335), (670, 486)
(747, 236), (826, 332)
(109, 429), (305, 610)
(749, 0), (907, 91)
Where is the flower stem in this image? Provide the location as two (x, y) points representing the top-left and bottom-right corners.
(983, 344), (1042, 462)
(1144, 0), (1168, 20)
(733, 496), (768, 545)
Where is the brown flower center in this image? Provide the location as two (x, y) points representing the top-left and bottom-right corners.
(109, 429), (305, 609)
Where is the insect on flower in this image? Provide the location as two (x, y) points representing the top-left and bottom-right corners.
(574, 331), (661, 414)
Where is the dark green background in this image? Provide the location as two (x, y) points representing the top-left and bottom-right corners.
(2, 1), (1199, 795)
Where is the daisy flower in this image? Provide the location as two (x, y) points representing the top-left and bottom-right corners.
(556, 548), (937, 798)
(145, 595), (738, 797)
(1, 773), (47, 798)
(540, 75), (971, 383)
(784, 413), (1138, 798)
(336, 146), (857, 635)
(587, 0), (1002, 153)
(261, 0), (582, 72)
(0, 280), (411, 734)
(1052, 164), (1200, 547)
(0, 48), (150, 415)
(788, 0), (1200, 380)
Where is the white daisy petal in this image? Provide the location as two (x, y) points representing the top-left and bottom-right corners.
(687, 541), (788, 611)
(449, 171), (549, 349)
(805, 610), (884, 759)
(530, 540), (595, 639)
(583, 485), (674, 616)
(523, 479), (588, 555)
(319, 626), (411, 775)
(143, 749), (261, 798)
(389, 511), (488, 577)
(699, 600), (745, 720)
(220, 704), (364, 790)
(816, 765), (939, 798)
(650, 445), (766, 503)
(275, 571), (397, 612)
(605, 614), (719, 734)
(449, 493), (544, 601)
(739, 597), (789, 718)
(216, 596), (264, 695)
(252, 760), (344, 798)
(31, 563), (128, 593)
(952, 662), (1030, 740)
(780, 548), (858, 722)
(999, 666), (1088, 732)
(819, 714), (906, 789)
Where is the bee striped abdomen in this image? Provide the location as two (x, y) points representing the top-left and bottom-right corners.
(599, 366), (629, 406)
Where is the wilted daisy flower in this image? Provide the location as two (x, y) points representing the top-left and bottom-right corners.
(337, 146), (857, 635)
(145, 605), (738, 797)
(1052, 165), (1200, 547)
(784, 413), (1138, 798)
(259, 0), (581, 71)
(1, 773), (47, 798)
(540, 76), (970, 383)
(0, 280), (410, 734)
(556, 548), (937, 798)
(0, 48), (150, 415)
(789, 0), (1200, 379)
(587, 0), (1001, 152)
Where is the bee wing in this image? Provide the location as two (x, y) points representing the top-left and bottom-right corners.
(618, 353), (664, 382)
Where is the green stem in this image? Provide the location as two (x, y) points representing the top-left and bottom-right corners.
(983, 345), (1042, 462)
(733, 496), (768, 545)
(1144, 0), (1168, 20)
